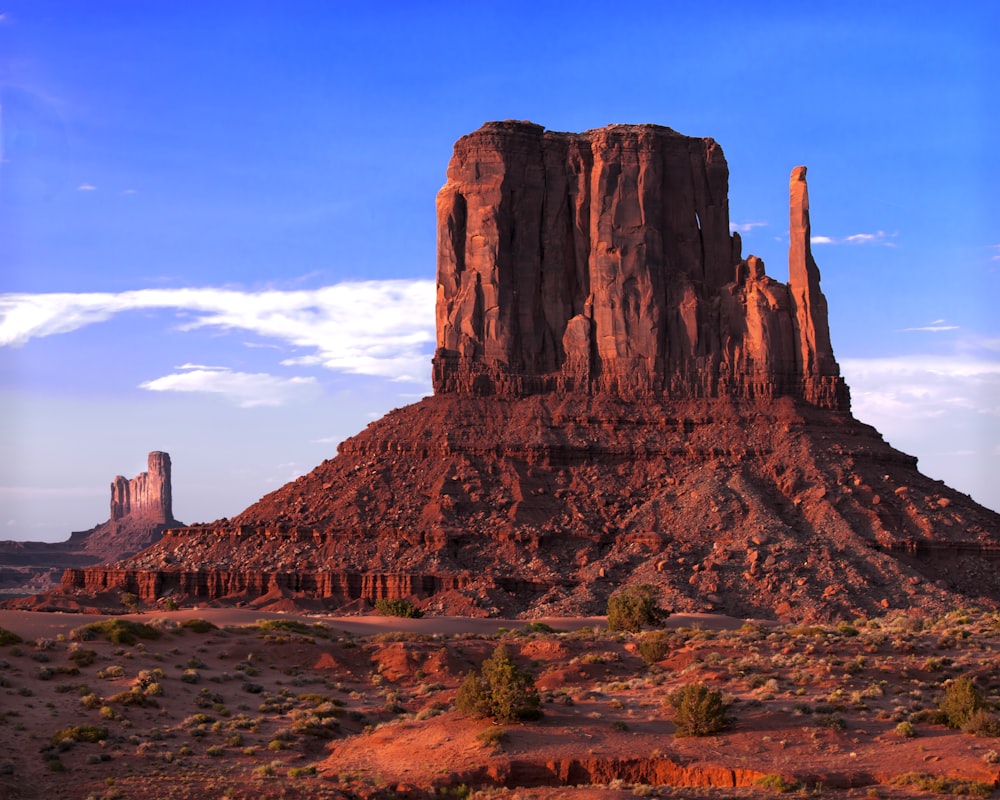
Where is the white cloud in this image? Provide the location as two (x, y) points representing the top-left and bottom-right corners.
(730, 221), (767, 233)
(0, 280), (437, 382)
(139, 366), (319, 407)
(811, 231), (897, 246)
(900, 325), (959, 333)
(840, 355), (1000, 421)
(77, 184), (97, 191)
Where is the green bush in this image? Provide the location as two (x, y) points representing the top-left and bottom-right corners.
(607, 584), (669, 632)
(0, 627), (23, 646)
(50, 725), (109, 745)
(667, 682), (732, 737)
(374, 598), (424, 618)
(455, 645), (541, 723)
(963, 709), (1000, 738)
(637, 630), (671, 664)
(180, 618), (218, 634)
(754, 774), (799, 793)
(71, 619), (160, 645)
(939, 676), (987, 729)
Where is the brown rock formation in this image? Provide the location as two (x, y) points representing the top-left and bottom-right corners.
(38, 123), (1000, 621)
(0, 452), (179, 598)
(110, 451), (174, 525)
(433, 122), (847, 409)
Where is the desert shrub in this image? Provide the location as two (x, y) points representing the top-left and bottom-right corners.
(119, 592), (139, 613)
(754, 774), (799, 793)
(0, 627), (23, 646)
(607, 584), (669, 632)
(456, 645), (541, 723)
(180, 618), (218, 634)
(71, 619), (160, 645)
(475, 727), (507, 747)
(889, 772), (992, 797)
(180, 669), (200, 684)
(939, 676), (987, 729)
(638, 630), (671, 665)
(374, 598), (423, 618)
(50, 725), (109, 745)
(894, 720), (917, 738)
(667, 682), (732, 737)
(109, 687), (156, 707)
(69, 648), (97, 667)
(962, 709), (1000, 738)
(255, 618), (318, 636)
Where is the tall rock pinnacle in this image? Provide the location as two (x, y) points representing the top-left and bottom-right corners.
(788, 166), (838, 403)
(110, 451), (174, 526)
(433, 121), (848, 410)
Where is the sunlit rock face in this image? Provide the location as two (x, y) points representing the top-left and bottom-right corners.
(433, 121), (847, 410)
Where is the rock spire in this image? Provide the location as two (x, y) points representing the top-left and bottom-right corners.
(110, 451), (174, 525)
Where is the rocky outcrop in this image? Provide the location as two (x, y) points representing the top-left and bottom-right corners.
(0, 452), (179, 598)
(110, 451), (173, 525)
(39, 123), (1000, 620)
(433, 122), (847, 410)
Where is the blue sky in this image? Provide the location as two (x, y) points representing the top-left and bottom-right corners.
(1, 1), (998, 541)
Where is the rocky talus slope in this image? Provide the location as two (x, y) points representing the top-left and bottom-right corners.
(41, 123), (1000, 620)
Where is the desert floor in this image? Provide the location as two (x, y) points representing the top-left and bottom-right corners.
(0, 607), (997, 800)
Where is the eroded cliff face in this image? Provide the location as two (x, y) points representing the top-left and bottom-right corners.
(110, 451), (173, 524)
(433, 122), (847, 409)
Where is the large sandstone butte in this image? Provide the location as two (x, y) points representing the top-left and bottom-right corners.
(0, 452), (179, 598)
(53, 122), (1000, 621)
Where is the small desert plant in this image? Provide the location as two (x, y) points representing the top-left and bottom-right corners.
(607, 584), (669, 632)
(69, 648), (97, 667)
(374, 598), (424, 618)
(754, 774), (799, 793)
(50, 725), (109, 745)
(667, 682), (732, 737)
(889, 772), (992, 797)
(455, 645), (541, 723)
(939, 676), (987, 729)
(119, 592), (139, 613)
(962, 709), (1000, 737)
(894, 720), (917, 738)
(71, 619), (160, 646)
(637, 630), (671, 665)
(0, 627), (23, 646)
(180, 618), (218, 634)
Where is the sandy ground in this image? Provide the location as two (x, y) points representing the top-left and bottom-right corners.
(0, 608), (997, 800)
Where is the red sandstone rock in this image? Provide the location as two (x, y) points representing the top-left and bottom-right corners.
(433, 122), (847, 409)
(33, 123), (1000, 621)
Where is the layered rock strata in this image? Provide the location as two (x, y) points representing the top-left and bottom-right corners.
(433, 122), (847, 409)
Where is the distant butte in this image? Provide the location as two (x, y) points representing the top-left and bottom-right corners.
(0, 452), (179, 600)
(29, 122), (1000, 621)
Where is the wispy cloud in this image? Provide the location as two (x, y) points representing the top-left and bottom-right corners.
(77, 184), (97, 191)
(730, 221), (767, 233)
(840, 355), (1000, 421)
(900, 320), (959, 333)
(139, 365), (319, 407)
(0, 280), (437, 382)
(811, 230), (897, 246)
